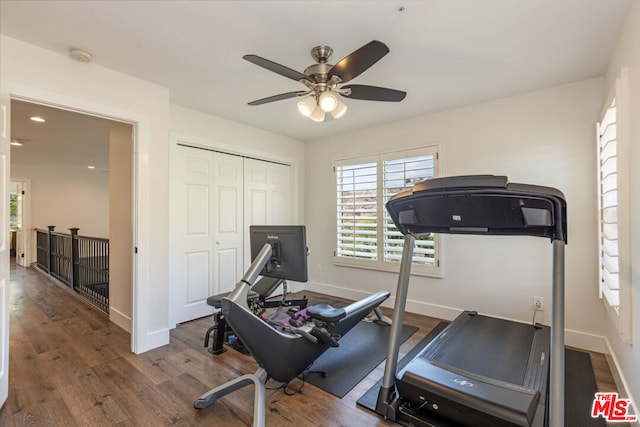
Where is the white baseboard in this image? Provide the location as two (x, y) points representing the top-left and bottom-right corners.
(305, 280), (608, 354)
(307, 280), (473, 321)
(565, 329), (608, 353)
(109, 307), (132, 333)
(135, 328), (170, 354)
(604, 338), (639, 423)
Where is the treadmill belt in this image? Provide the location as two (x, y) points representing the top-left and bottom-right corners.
(423, 314), (536, 385)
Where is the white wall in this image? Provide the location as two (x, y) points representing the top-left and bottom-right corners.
(603, 0), (640, 412)
(1, 35), (170, 353)
(305, 77), (606, 351)
(11, 162), (109, 239)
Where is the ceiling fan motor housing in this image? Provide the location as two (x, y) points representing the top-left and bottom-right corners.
(305, 45), (336, 86)
(304, 63), (333, 85)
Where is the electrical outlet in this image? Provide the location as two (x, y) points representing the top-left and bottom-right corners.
(533, 296), (544, 311)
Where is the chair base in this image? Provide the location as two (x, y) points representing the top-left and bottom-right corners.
(194, 368), (268, 427)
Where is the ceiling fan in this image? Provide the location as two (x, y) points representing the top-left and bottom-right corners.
(243, 40), (406, 122)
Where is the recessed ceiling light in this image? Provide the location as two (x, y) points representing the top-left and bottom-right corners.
(87, 165), (96, 169)
(10, 138), (28, 146)
(29, 116), (46, 123)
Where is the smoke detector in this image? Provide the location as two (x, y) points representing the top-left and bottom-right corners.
(69, 48), (93, 63)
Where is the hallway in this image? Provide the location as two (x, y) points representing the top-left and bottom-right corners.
(2, 262), (133, 424)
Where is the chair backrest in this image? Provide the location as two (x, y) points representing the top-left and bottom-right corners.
(221, 279), (390, 384)
(223, 297), (331, 383)
(252, 276), (283, 298)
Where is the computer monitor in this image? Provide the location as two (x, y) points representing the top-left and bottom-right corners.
(249, 225), (308, 282)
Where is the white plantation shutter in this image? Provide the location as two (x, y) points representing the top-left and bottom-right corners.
(336, 160), (378, 260)
(597, 98), (620, 311)
(597, 69), (632, 344)
(334, 146), (441, 277)
(382, 151), (437, 266)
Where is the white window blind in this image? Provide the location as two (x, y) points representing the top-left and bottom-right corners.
(336, 161), (378, 260)
(597, 70), (632, 345)
(382, 153), (436, 266)
(335, 146), (441, 277)
(598, 98), (620, 314)
(597, 98), (620, 311)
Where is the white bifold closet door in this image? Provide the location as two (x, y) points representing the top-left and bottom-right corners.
(170, 145), (291, 325)
(243, 157), (292, 270)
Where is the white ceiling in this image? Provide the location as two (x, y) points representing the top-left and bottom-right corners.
(0, 0), (631, 142)
(10, 100), (113, 172)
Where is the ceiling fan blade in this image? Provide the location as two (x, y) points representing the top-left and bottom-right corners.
(243, 54), (309, 82)
(341, 85), (407, 102)
(247, 91), (305, 106)
(328, 40), (390, 84)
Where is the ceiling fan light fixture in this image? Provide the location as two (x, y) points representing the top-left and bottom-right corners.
(309, 105), (326, 122)
(319, 91), (338, 112)
(331, 100), (347, 119)
(297, 96), (316, 117)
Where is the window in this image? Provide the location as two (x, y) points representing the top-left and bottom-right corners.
(335, 146), (441, 277)
(597, 97), (619, 309)
(9, 193), (19, 230)
(597, 69), (631, 344)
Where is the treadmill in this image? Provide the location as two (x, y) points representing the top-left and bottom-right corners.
(374, 175), (567, 427)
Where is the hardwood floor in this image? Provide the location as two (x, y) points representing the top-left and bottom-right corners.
(1, 262), (623, 426)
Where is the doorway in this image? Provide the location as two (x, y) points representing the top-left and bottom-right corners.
(9, 99), (134, 332)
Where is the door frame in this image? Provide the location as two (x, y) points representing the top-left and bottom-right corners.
(1, 91), (10, 408)
(3, 87), (149, 353)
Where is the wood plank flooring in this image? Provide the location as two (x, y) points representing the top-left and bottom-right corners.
(0, 262), (623, 426)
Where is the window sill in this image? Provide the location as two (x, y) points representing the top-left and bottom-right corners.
(333, 257), (443, 278)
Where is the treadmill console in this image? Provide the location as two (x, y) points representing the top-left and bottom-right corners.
(386, 175), (567, 243)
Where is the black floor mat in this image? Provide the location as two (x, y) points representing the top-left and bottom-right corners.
(357, 322), (446, 411)
(300, 320), (417, 398)
(565, 348), (606, 427)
